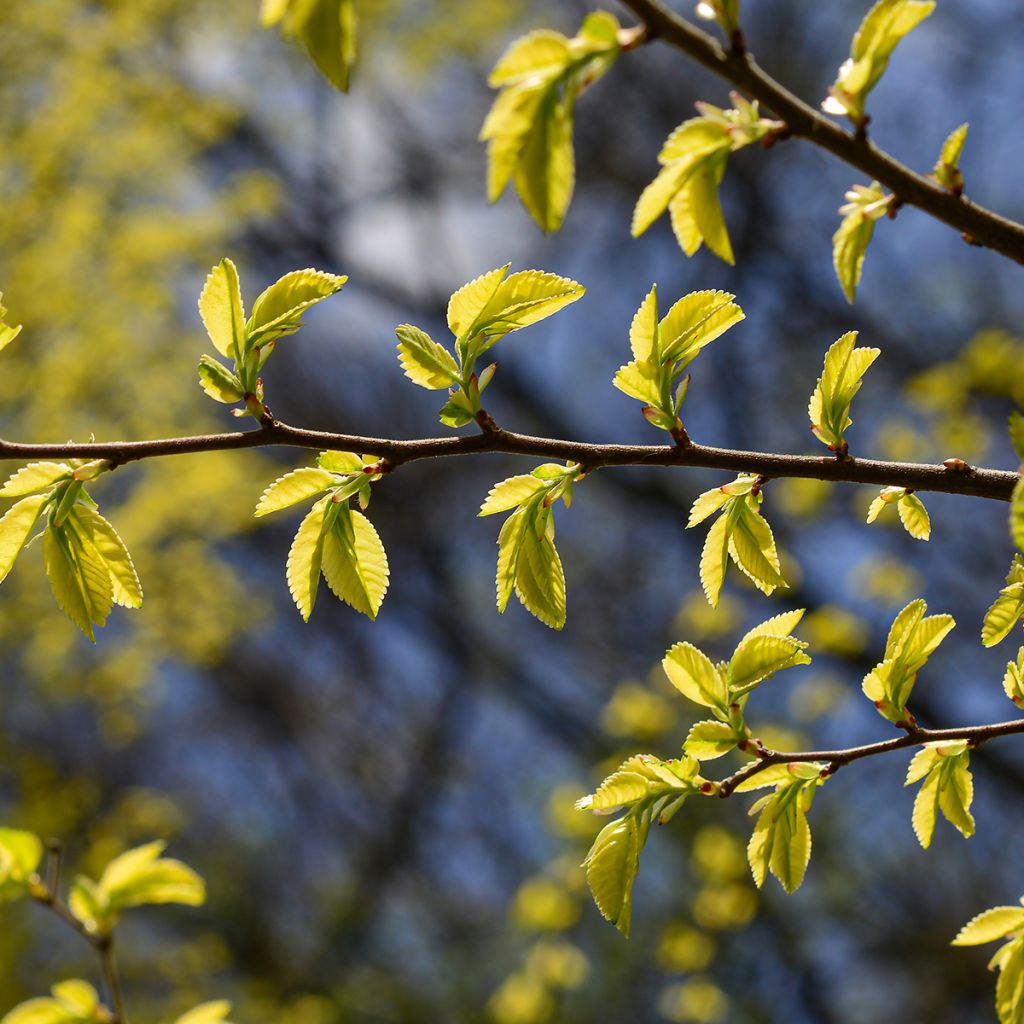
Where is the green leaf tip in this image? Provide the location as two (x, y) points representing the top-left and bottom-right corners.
(263, 0), (357, 92)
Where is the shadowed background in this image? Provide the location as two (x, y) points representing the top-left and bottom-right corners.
(1, 1), (1023, 1022)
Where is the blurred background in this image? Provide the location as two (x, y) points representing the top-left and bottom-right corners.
(1, 1), (1023, 1021)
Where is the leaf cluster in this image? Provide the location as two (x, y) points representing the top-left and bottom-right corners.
(198, 259), (346, 419)
(613, 286), (743, 435)
(255, 451), (389, 621)
(687, 475), (786, 608)
(632, 94), (782, 264)
(0, 463), (142, 642)
(479, 463), (579, 630)
(861, 599), (954, 726)
(396, 264), (584, 427)
(481, 13), (624, 231)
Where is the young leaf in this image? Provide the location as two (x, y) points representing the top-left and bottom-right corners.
(0, 828), (43, 902)
(934, 123), (968, 193)
(43, 526), (100, 642)
(583, 814), (641, 938)
(698, 511), (731, 608)
(395, 325), (460, 389)
(482, 15), (623, 232)
(823, 0), (936, 126)
(255, 468), (337, 517)
(983, 557), (1024, 647)
(174, 1004), (234, 1024)
(953, 907), (1024, 947)
(685, 720), (741, 759)
(72, 507), (143, 609)
(728, 502), (786, 596)
(0, 462), (72, 497)
(263, 0), (357, 92)
(320, 507), (390, 620)
(249, 268), (347, 347)
(0, 293), (22, 353)
(197, 355), (245, 404)
(199, 258), (246, 361)
(907, 745), (974, 848)
(286, 497), (329, 621)
(832, 183), (892, 302)
(479, 476), (545, 516)
(1003, 648), (1024, 708)
(808, 331), (881, 450)
(897, 493), (931, 540)
(662, 642), (728, 714)
(1011, 476), (1024, 552)
(513, 526), (566, 630)
(0, 493), (49, 583)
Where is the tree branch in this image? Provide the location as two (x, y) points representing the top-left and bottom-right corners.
(619, 0), (1024, 264)
(0, 419), (1016, 500)
(717, 717), (1024, 797)
(34, 842), (127, 1024)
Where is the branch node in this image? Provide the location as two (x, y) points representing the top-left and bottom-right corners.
(475, 409), (500, 434)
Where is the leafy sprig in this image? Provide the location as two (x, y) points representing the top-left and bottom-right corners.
(198, 259), (346, 420)
(613, 286), (744, 437)
(632, 94), (783, 264)
(255, 451), (389, 621)
(832, 183), (893, 302)
(808, 331), (880, 454)
(0, 461), (141, 642)
(482, 13), (626, 231)
(687, 474), (786, 607)
(983, 555), (1024, 648)
(866, 486), (930, 540)
(479, 462), (580, 630)
(821, 0), (935, 129)
(396, 264), (584, 428)
(905, 740), (974, 848)
(861, 599), (954, 727)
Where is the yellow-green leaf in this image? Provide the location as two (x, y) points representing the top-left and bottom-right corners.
(286, 497), (329, 621)
(197, 355), (245, 404)
(663, 641), (727, 712)
(395, 324), (459, 389)
(255, 468), (337, 518)
(684, 720), (739, 759)
(249, 268), (347, 342)
(513, 527), (566, 629)
(583, 815), (641, 938)
(479, 476), (544, 516)
(174, 1004), (233, 1024)
(320, 507), (389, 619)
(0, 462), (71, 497)
(199, 258), (246, 360)
(0, 493), (48, 583)
(699, 512), (731, 607)
(71, 508), (143, 609)
(897, 493), (930, 540)
(983, 582), (1024, 648)
(954, 907), (1024, 947)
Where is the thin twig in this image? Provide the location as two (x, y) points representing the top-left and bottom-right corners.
(618, 0), (1024, 264)
(32, 841), (127, 1024)
(0, 419), (1016, 500)
(717, 717), (1024, 796)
